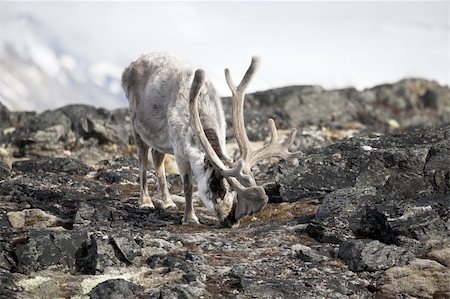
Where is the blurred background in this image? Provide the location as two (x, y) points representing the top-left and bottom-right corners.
(0, 1), (448, 112)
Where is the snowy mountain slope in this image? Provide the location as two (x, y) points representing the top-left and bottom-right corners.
(0, 14), (127, 112)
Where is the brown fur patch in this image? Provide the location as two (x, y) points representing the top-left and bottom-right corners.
(204, 128), (232, 166)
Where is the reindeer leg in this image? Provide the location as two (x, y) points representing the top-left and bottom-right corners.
(152, 149), (177, 209)
(176, 157), (199, 225)
(135, 133), (154, 208)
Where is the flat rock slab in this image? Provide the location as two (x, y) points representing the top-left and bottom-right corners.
(12, 158), (93, 175)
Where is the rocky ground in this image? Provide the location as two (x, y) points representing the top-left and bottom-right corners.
(0, 78), (449, 298)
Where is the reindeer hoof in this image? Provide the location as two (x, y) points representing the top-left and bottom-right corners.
(155, 199), (177, 210)
(139, 202), (155, 209)
(182, 217), (200, 226)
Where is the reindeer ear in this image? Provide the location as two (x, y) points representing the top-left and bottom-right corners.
(234, 195), (268, 220)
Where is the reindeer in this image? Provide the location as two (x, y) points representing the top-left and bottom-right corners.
(121, 53), (298, 227)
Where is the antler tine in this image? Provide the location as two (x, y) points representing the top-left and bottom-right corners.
(237, 56), (261, 92)
(225, 56), (260, 162)
(225, 56), (260, 94)
(224, 68), (237, 94)
(245, 118), (300, 168)
(189, 69), (253, 185)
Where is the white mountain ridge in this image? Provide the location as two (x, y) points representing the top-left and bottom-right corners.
(0, 14), (126, 112)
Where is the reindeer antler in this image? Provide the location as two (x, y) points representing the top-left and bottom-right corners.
(225, 56), (299, 169)
(189, 69), (267, 202)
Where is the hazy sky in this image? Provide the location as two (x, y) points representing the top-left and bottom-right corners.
(1, 1), (449, 95)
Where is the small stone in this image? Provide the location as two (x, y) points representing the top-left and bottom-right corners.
(361, 145), (374, 151)
(387, 119), (400, 129)
(292, 244), (329, 263)
(7, 209), (71, 229)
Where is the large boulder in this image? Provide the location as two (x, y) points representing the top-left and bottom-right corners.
(338, 239), (414, 272)
(13, 230), (90, 274)
(277, 125), (450, 201)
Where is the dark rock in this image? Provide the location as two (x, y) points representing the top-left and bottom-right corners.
(3, 111), (37, 131)
(379, 172), (434, 200)
(0, 103), (37, 140)
(226, 264), (373, 299)
(110, 235), (141, 264)
(143, 285), (195, 299)
(147, 252), (206, 284)
(0, 102), (9, 130)
(307, 190), (449, 252)
(306, 187), (378, 243)
(223, 85), (357, 130)
(223, 108), (293, 142)
(10, 117), (71, 158)
(361, 79), (450, 128)
(57, 105), (130, 146)
(13, 230), (90, 274)
(89, 279), (143, 299)
(338, 239), (414, 272)
(0, 161), (9, 180)
(292, 244), (329, 263)
(73, 200), (180, 230)
(75, 235), (97, 275)
(147, 254), (184, 270)
(357, 195), (449, 254)
(74, 202), (97, 226)
(75, 233), (130, 274)
(93, 233), (127, 272)
(278, 125), (450, 202)
(95, 157), (140, 184)
(0, 171), (117, 221)
(424, 145), (450, 194)
(0, 250), (14, 272)
(12, 158), (93, 175)
(0, 269), (20, 299)
(2, 104), (132, 161)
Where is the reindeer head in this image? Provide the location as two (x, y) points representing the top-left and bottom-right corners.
(189, 57), (299, 227)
